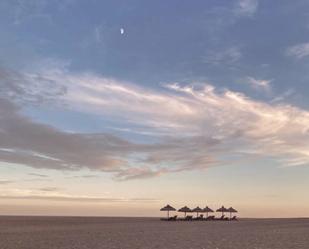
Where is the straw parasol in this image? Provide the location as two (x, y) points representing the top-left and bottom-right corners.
(203, 206), (214, 218)
(216, 206), (228, 216)
(227, 207), (238, 219)
(178, 206), (192, 217)
(160, 204), (176, 219)
(192, 206), (203, 217)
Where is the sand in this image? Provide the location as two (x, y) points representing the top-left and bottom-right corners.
(0, 216), (308, 249)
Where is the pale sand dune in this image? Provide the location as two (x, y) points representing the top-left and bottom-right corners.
(0, 216), (308, 249)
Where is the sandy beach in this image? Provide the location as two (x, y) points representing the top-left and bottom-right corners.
(0, 216), (308, 249)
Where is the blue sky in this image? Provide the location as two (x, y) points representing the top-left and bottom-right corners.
(0, 0), (309, 217)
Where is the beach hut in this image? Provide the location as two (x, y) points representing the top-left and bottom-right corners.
(192, 206), (203, 218)
(227, 207), (238, 219)
(178, 206), (192, 217)
(216, 206), (228, 217)
(203, 206), (214, 218)
(160, 204), (176, 219)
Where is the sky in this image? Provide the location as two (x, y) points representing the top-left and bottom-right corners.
(0, 0), (309, 218)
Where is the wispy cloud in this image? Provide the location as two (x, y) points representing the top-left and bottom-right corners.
(0, 195), (158, 202)
(0, 195), (158, 203)
(94, 24), (106, 44)
(1, 65), (309, 181)
(28, 173), (49, 178)
(0, 188), (158, 202)
(246, 76), (272, 92)
(235, 0), (259, 17)
(0, 179), (13, 184)
(0, 67), (67, 105)
(69, 175), (99, 179)
(203, 47), (242, 66)
(203, 0), (259, 36)
(38, 187), (62, 192)
(3, 0), (74, 25)
(0, 96), (218, 180)
(286, 42), (309, 59)
(270, 89), (295, 103)
(0, 98), (133, 173)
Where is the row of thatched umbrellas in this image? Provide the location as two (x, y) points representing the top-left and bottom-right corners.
(160, 205), (238, 219)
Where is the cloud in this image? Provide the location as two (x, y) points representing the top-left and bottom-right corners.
(0, 97), (218, 180)
(246, 76), (272, 92)
(0, 195), (158, 202)
(2, 0), (74, 25)
(38, 187), (62, 192)
(0, 193), (157, 202)
(286, 42), (309, 59)
(203, 1), (258, 36)
(203, 47), (242, 66)
(162, 83), (309, 167)
(270, 89), (295, 103)
(0, 187), (157, 203)
(0, 67), (67, 105)
(28, 173), (49, 178)
(0, 98), (134, 173)
(94, 25), (105, 44)
(235, 0), (259, 17)
(0, 180), (13, 184)
(114, 167), (164, 181)
(69, 175), (99, 179)
(1, 65), (309, 181)
(8, 0), (51, 25)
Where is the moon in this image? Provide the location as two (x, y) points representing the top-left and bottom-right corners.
(120, 28), (125, 35)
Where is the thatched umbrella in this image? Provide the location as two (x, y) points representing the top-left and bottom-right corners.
(203, 206), (214, 218)
(178, 206), (192, 217)
(192, 206), (203, 217)
(216, 206), (228, 216)
(160, 204), (176, 219)
(227, 207), (238, 219)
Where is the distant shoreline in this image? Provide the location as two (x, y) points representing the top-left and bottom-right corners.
(0, 215), (308, 219)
